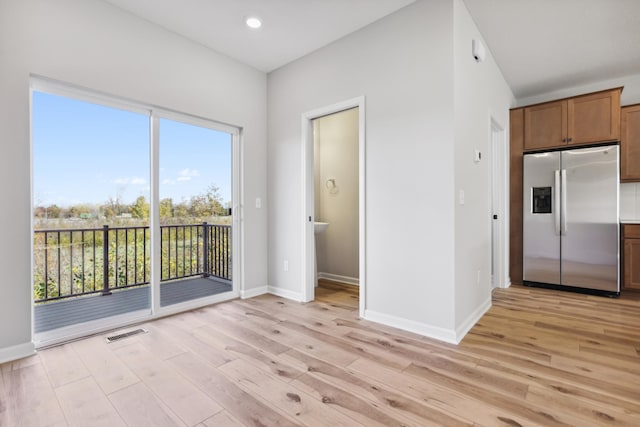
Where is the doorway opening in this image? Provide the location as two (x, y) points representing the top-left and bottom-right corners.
(302, 97), (365, 316)
(490, 117), (508, 289)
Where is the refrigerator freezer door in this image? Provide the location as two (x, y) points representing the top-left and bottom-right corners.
(561, 145), (619, 292)
(523, 152), (561, 285)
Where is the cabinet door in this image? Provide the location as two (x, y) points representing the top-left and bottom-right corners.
(621, 104), (640, 181)
(524, 100), (567, 151)
(568, 89), (621, 145)
(624, 238), (640, 289)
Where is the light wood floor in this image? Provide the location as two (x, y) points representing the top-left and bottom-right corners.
(2, 280), (639, 426)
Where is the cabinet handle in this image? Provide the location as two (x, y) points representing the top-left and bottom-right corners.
(567, 137), (573, 142)
(562, 138), (567, 142)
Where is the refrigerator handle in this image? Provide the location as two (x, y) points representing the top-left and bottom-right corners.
(561, 169), (568, 235)
(554, 170), (561, 236)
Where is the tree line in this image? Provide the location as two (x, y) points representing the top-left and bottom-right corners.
(34, 184), (228, 220)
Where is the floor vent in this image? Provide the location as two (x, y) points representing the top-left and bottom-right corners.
(105, 328), (148, 343)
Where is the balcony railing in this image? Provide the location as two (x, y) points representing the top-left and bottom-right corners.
(33, 222), (231, 303)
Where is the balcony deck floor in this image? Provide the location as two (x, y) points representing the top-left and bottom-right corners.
(34, 277), (232, 333)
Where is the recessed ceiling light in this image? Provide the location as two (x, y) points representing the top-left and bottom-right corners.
(245, 17), (262, 29)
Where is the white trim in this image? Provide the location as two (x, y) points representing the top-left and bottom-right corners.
(241, 286), (268, 299)
(363, 309), (458, 344)
(317, 272), (359, 286)
(267, 286), (304, 302)
(454, 296), (491, 343)
(301, 96), (366, 316)
(150, 115), (160, 314)
(30, 75), (240, 132)
(0, 342), (36, 364)
(490, 114), (509, 289)
(232, 129), (243, 302)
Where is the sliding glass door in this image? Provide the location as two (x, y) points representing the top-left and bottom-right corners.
(31, 82), (238, 343)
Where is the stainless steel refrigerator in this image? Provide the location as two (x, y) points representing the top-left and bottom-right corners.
(523, 144), (619, 296)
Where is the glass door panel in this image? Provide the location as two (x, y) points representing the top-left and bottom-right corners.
(158, 117), (233, 307)
(32, 91), (151, 334)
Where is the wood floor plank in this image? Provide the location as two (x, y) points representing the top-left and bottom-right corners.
(114, 342), (222, 425)
(218, 358), (368, 427)
(525, 383), (640, 426)
(290, 372), (414, 427)
(168, 352), (301, 427)
(220, 310), (359, 368)
(108, 381), (186, 427)
(148, 317), (234, 368)
(195, 306), (291, 355)
(201, 410), (247, 427)
(55, 376), (126, 426)
(0, 366), (11, 426)
(347, 356), (539, 427)
(191, 324), (304, 382)
(2, 362), (67, 426)
(281, 348), (474, 427)
(70, 335), (140, 395)
(39, 343), (90, 388)
(404, 362), (583, 426)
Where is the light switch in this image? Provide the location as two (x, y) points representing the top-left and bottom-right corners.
(255, 197), (261, 208)
(459, 190), (465, 205)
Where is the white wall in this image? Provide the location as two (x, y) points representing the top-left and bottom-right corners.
(268, 0), (458, 339)
(314, 109), (359, 281)
(0, 0), (267, 361)
(452, 0), (515, 336)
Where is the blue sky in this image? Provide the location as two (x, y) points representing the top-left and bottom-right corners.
(32, 91), (232, 208)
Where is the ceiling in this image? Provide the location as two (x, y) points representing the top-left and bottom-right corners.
(102, 0), (416, 73)
(463, 0), (640, 98)
(102, 0), (640, 99)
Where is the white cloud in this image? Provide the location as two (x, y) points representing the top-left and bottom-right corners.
(177, 176), (191, 182)
(162, 178), (176, 185)
(112, 177), (147, 185)
(179, 168), (199, 178)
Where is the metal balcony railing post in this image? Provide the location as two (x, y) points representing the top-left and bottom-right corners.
(102, 225), (112, 295)
(202, 222), (210, 277)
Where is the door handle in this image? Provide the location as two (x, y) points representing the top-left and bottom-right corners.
(554, 170), (561, 236)
(561, 169), (568, 235)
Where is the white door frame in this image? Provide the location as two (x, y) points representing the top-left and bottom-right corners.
(301, 97), (366, 317)
(490, 116), (509, 288)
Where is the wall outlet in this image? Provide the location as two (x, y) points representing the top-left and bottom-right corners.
(476, 269), (481, 284)
(459, 190), (465, 205)
(283, 260), (289, 272)
(256, 197), (262, 208)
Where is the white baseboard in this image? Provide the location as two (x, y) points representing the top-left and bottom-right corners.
(363, 309), (458, 344)
(267, 286), (303, 302)
(0, 341), (36, 364)
(455, 296), (492, 343)
(241, 286), (268, 299)
(317, 272), (359, 286)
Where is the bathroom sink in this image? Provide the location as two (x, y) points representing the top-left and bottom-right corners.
(314, 222), (329, 234)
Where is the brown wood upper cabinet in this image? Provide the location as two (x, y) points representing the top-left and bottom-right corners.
(523, 88), (622, 151)
(620, 104), (640, 182)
